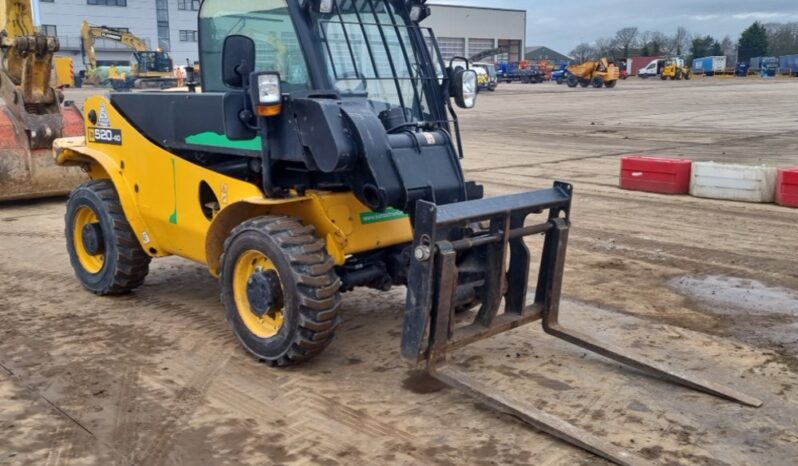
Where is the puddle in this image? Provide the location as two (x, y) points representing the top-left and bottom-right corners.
(401, 370), (448, 394)
(668, 275), (798, 317)
(668, 275), (798, 361)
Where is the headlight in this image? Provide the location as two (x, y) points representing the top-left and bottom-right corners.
(249, 72), (283, 117)
(257, 73), (282, 105)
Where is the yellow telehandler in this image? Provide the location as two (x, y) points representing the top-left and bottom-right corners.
(0, 0), (85, 200)
(54, 1), (759, 464)
(661, 57), (692, 80)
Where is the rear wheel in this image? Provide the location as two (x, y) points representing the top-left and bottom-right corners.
(556, 76), (564, 85)
(220, 216), (341, 366)
(591, 76), (604, 88)
(65, 180), (151, 295)
(579, 79), (590, 88)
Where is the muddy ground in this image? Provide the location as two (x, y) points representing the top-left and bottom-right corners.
(1, 78), (797, 465)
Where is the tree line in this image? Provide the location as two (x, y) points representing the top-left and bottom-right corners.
(570, 22), (798, 65)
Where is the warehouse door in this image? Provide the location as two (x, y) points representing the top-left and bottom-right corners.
(468, 38), (496, 62)
(437, 37), (466, 62)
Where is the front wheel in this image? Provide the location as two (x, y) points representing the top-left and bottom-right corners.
(566, 75), (579, 88)
(220, 216), (341, 366)
(591, 76), (604, 88)
(604, 80), (617, 88)
(65, 180), (151, 295)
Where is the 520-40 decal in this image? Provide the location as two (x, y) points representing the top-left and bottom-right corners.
(88, 127), (122, 145)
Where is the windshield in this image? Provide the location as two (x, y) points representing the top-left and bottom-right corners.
(135, 51), (172, 72)
(318, 0), (439, 124)
(199, 0), (311, 92)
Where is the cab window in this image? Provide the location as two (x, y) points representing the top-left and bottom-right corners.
(199, 0), (310, 92)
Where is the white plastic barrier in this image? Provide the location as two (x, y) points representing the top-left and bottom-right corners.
(690, 162), (778, 203)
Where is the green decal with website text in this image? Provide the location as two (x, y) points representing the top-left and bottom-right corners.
(360, 208), (409, 225)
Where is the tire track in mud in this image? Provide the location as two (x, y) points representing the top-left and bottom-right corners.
(570, 227), (798, 284)
(134, 342), (233, 466)
(0, 230), (62, 240)
(111, 366), (144, 465)
(467, 128), (797, 174)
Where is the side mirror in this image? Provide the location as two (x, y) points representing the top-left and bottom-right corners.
(222, 35), (256, 88)
(451, 68), (477, 109)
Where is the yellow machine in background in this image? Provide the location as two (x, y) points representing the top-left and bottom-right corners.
(661, 57), (691, 80)
(566, 57), (620, 88)
(0, 0), (85, 200)
(79, 21), (175, 89)
(53, 55), (75, 87)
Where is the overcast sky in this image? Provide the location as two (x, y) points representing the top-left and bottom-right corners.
(431, 0), (798, 53)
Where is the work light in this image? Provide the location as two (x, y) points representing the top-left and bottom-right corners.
(249, 72), (283, 117)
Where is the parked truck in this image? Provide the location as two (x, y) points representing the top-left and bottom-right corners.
(692, 56), (726, 76)
(497, 62), (545, 84)
(779, 54), (798, 76)
(750, 56), (779, 77)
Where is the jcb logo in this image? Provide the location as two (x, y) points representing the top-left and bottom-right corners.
(88, 127), (122, 145)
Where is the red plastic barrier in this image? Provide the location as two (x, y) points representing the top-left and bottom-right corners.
(776, 168), (798, 208)
(620, 156), (692, 194)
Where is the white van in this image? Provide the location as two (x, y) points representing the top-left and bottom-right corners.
(638, 59), (664, 78)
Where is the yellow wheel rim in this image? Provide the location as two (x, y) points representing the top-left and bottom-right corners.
(233, 250), (285, 339)
(73, 206), (105, 274)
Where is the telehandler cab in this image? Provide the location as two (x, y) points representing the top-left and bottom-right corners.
(54, 1), (760, 463)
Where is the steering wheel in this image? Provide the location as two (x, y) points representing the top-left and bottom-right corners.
(335, 70), (368, 93)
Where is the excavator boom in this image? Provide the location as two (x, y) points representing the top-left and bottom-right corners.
(79, 21), (175, 89)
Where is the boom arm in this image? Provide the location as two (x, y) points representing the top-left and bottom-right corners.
(80, 20), (149, 71)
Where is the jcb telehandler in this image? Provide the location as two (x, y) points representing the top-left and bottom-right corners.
(54, 1), (759, 464)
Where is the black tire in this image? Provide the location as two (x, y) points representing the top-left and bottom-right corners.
(65, 180), (151, 295)
(556, 76), (564, 85)
(591, 76), (604, 88)
(661, 74), (667, 80)
(220, 216), (341, 366)
(604, 80), (617, 88)
(579, 79), (590, 88)
(684, 73), (691, 80)
(566, 75), (579, 88)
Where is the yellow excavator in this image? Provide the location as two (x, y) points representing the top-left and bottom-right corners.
(0, 0), (84, 200)
(79, 21), (175, 90)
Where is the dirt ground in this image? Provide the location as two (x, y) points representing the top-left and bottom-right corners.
(1, 78), (797, 466)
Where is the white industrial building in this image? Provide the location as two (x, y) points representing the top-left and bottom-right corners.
(425, 4), (526, 63)
(40, 1), (526, 71)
